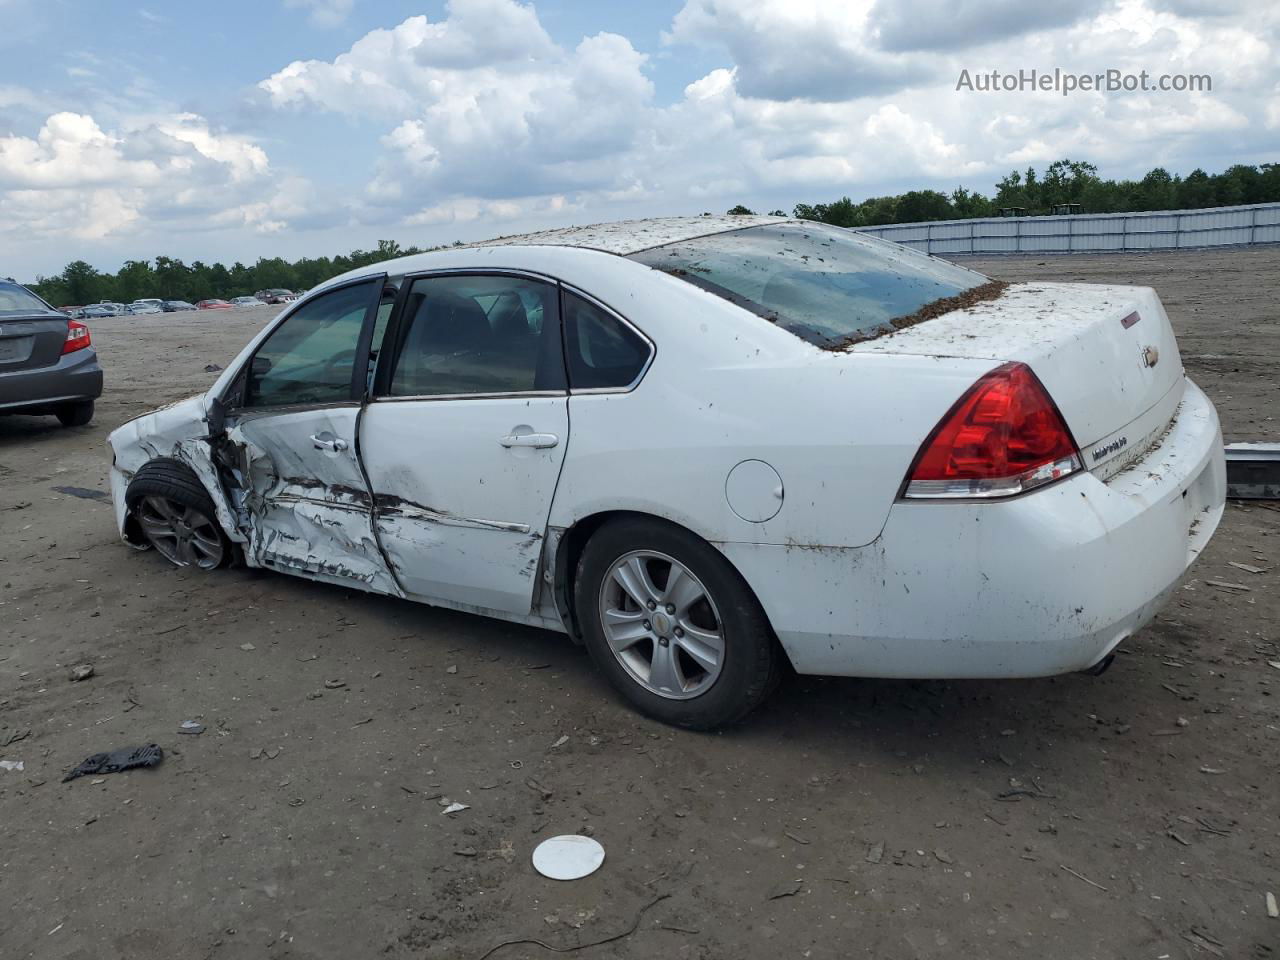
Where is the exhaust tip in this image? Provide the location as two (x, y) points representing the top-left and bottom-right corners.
(1081, 653), (1116, 677)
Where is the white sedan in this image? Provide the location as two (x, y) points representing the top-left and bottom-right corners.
(108, 215), (1226, 728)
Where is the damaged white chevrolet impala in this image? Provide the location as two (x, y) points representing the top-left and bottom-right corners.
(108, 216), (1226, 728)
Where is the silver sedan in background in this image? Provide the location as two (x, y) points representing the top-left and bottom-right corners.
(0, 281), (103, 426)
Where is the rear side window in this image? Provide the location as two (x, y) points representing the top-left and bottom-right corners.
(0, 282), (54, 316)
(562, 292), (650, 390)
(627, 221), (988, 347)
(383, 274), (562, 397)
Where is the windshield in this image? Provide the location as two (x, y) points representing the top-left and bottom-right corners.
(0, 281), (56, 316)
(627, 221), (989, 347)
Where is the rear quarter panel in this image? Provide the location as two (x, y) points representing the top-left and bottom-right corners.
(539, 253), (999, 549)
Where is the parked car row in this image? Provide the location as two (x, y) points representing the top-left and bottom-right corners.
(59, 293), (296, 318)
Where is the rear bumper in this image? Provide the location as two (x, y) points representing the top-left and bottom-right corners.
(723, 378), (1226, 679)
(0, 349), (103, 412)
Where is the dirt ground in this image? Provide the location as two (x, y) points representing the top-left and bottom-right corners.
(2, 248), (1278, 960)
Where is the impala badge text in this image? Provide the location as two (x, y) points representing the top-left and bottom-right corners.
(1092, 436), (1128, 462)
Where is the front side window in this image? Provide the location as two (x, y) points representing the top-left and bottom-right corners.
(384, 275), (562, 397)
(562, 292), (650, 390)
(242, 280), (377, 408)
(627, 222), (989, 347)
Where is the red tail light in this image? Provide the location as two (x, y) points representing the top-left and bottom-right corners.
(62, 319), (92, 355)
(903, 362), (1081, 499)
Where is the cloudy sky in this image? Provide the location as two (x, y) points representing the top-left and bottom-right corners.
(1, 0), (1276, 278)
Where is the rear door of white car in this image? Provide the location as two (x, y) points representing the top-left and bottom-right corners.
(220, 276), (399, 594)
(358, 271), (569, 614)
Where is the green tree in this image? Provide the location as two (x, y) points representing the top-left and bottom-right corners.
(61, 260), (102, 304)
(115, 259), (155, 302)
(895, 190), (954, 223)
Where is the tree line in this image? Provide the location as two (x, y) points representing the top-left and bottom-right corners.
(26, 239), (447, 308)
(735, 159), (1280, 228)
(21, 159), (1280, 307)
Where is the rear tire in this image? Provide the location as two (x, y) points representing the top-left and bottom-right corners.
(56, 400), (94, 427)
(575, 517), (781, 730)
(125, 458), (231, 570)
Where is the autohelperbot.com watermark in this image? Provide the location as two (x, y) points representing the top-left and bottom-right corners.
(956, 68), (1212, 96)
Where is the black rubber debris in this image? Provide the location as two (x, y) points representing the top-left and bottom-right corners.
(51, 485), (110, 503)
(62, 744), (164, 782)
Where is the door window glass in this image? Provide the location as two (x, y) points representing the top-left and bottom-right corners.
(385, 275), (561, 397)
(243, 280), (376, 408)
(562, 292), (651, 390)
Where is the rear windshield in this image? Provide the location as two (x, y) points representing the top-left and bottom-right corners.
(627, 222), (988, 347)
(0, 281), (56, 316)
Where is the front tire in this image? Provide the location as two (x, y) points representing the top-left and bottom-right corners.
(125, 458), (231, 570)
(575, 517), (780, 730)
(56, 399), (94, 427)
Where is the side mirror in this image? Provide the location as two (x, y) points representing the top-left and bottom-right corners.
(250, 355), (272, 377)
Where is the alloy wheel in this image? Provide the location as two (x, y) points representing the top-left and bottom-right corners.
(598, 550), (724, 700)
(136, 496), (225, 569)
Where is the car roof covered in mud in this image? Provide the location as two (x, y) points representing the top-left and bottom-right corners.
(474, 214), (791, 255)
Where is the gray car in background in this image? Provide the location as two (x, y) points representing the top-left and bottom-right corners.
(0, 281), (103, 426)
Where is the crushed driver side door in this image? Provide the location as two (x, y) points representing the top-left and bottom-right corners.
(218, 276), (400, 595)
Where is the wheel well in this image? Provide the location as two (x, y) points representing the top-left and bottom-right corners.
(551, 510), (775, 649)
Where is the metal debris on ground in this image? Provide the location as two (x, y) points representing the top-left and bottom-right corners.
(1224, 442), (1280, 500)
(1227, 561), (1266, 574)
(1204, 580), (1250, 592)
(440, 800), (469, 815)
(1059, 864), (1108, 892)
(767, 878), (803, 900)
(864, 841), (884, 864)
(239, 643), (256, 651)
(532, 835), (606, 880)
(0, 760), (24, 772)
(178, 720), (205, 735)
(323, 679), (346, 689)
(68, 664), (94, 682)
(62, 743), (163, 782)
(1266, 891), (1278, 918)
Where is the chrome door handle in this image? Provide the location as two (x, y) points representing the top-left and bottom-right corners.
(499, 433), (559, 449)
(311, 434), (348, 452)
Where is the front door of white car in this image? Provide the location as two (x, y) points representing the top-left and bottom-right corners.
(222, 276), (398, 594)
(358, 273), (569, 614)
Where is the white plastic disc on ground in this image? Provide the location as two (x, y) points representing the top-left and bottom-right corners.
(532, 835), (605, 880)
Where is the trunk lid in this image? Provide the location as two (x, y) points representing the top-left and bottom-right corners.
(0, 314), (71, 372)
(851, 281), (1184, 475)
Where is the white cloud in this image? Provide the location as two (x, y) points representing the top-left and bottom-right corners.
(665, 0), (928, 102)
(0, 112), (285, 242)
(262, 0), (656, 214)
(7, 0), (1278, 276)
(250, 0), (1280, 242)
(868, 0), (1107, 52)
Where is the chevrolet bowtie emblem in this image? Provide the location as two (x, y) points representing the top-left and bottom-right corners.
(1142, 345), (1159, 368)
